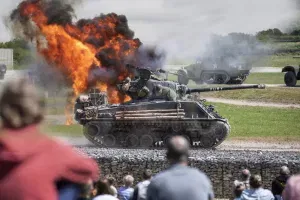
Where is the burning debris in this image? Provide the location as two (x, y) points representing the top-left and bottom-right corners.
(9, 0), (165, 105)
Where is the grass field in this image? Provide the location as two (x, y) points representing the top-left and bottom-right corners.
(244, 73), (284, 84)
(42, 124), (83, 137)
(211, 103), (300, 140)
(253, 55), (300, 68)
(167, 72), (300, 104)
(43, 103), (300, 141)
(168, 52), (300, 68)
(201, 87), (300, 104)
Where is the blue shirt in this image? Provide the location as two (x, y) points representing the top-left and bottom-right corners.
(118, 186), (134, 200)
(241, 188), (275, 200)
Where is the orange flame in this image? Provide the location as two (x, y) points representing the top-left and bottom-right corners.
(19, 0), (140, 98)
(16, 1), (143, 125)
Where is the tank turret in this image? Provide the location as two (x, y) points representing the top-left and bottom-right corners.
(74, 67), (265, 149)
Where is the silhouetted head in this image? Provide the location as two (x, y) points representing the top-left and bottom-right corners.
(241, 169), (251, 181)
(249, 175), (262, 189)
(143, 169), (152, 180)
(79, 95), (89, 102)
(95, 180), (113, 196)
(166, 136), (190, 165)
(233, 180), (245, 198)
(104, 175), (116, 186)
(280, 166), (290, 176)
(0, 77), (45, 129)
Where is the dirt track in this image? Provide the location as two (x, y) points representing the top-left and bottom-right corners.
(55, 136), (300, 151)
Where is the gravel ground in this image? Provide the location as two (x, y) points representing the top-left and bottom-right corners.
(56, 136), (300, 152)
(74, 145), (300, 164)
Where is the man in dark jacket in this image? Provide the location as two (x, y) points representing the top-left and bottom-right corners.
(146, 136), (214, 200)
(272, 166), (291, 200)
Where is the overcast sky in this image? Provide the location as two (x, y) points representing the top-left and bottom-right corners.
(1, 0), (299, 60)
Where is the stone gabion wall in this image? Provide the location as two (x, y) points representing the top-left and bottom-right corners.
(80, 148), (300, 199)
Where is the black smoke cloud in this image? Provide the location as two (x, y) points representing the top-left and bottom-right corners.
(8, 0), (167, 91)
(126, 45), (166, 71)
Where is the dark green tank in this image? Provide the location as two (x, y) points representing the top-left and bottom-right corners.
(74, 67), (265, 149)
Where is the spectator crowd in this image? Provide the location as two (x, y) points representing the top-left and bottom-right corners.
(0, 78), (300, 200)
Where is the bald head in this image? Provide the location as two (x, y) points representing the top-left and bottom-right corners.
(241, 169), (251, 180)
(166, 136), (190, 164)
(280, 166), (290, 176)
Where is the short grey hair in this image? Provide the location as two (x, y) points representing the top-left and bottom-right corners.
(123, 175), (134, 187)
(0, 78), (45, 129)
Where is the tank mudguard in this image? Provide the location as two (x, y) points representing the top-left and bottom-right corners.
(282, 66), (299, 74)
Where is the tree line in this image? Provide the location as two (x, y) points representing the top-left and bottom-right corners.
(1, 27), (300, 69)
(0, 39), (34, 69)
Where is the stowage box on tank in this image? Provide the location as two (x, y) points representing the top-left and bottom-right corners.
(74, 67), (265, 149)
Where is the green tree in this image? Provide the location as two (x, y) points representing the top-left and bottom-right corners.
(0, 39), (33, 69)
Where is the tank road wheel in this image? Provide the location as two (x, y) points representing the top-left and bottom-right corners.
(215, 74), (227, 84)
(201, 73), (215, 84)
(163, 134), (174, 146)
(140, 134), (154, 148)
(177, 70), (189, 85)
(83, 123), (113, 147)
(125, 134), (139, 147)
(284, 71), (297, 87)
(87, 124), (99, 137)
(103, 135), (116, 147)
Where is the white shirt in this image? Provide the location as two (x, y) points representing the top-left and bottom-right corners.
(93, 194), (119, 200)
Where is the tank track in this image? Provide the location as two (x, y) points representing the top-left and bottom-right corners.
(83, 119), (230, 149)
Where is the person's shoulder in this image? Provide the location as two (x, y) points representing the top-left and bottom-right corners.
(186, 166), (211, 180)
(93, 195), (118, 200)
(241, 189), (252, 195)
(149, 169), (170, 185)
(151, 166), (208, 182)
(262, 188), (274, 195)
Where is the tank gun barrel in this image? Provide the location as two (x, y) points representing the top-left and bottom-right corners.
(186, 84), (265, 94)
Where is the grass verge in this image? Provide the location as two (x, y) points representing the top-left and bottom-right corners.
(42, 124), (83, 137)
(254, 55), (300, 68)
(207, 102), (300, 140)
(201, 87), (300, 104)
(244, 73), (284, 84)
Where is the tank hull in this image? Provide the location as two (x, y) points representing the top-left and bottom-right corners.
(79, 100), (230, 149)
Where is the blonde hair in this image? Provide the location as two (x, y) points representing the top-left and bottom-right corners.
(0, 78), (45, 129)
(123, 175), (134, 187)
